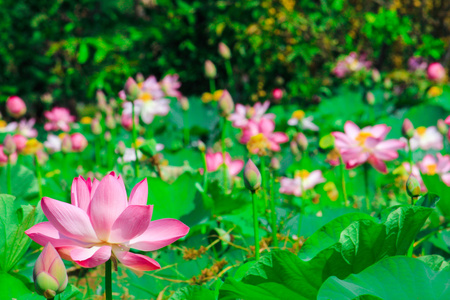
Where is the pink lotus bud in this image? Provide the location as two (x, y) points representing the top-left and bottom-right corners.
(40, 93), (53, 104)
(218, 42), (231, 60)
(383, 78), (393, 89)
(6, 96), (26, 118)
(136, 73), (145, 83)
(105, 114), (116, 130)
(244, 159), (262, 192)
(365, 91), (375, 105)
(124, 77), (140, 101)
(445, 115), (450, 126)
(36, 149), (49, 165)
(272, 88), (283, 101)
(70, 133), (88, 152)
(270, 157), (280, 170)
(96, 90), (107, 111)
(371, 69), (381, 82)
(294, 132), (308, 152)
(61, 135), (72, 154)
(34, 243), (68, 299)
(406, 175), (421, 199)
(437, 119), (448, 135)
(104, 131), (112, 142)
(91, 118), (102, 135)
(402, 119), (414, 139)
(116, 141), (126, 156)
(121, 114), (137, 131)
(3, 135), (16, 156)
(180, 97), (190, 111)
(13, 134), (27, 152)
(218, 90), (234, 116)
(204, 60), (217, 79)
(427, 62), (446, 82)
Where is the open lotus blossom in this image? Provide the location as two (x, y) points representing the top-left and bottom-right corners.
(160, 74), (182, 99)
(332, 121), (406, 173)
(418, 154), (450, 186)
(119, 75), (165, 102)
(408, 126), (443, 151)
(228, 101), (275, 129)
(332, 52), (371, 78)
(26, 172), (189, 270)
(287, 110), (319, 131)
(122, 98), (170, 124)
(44, 107), (76, 132)
(205, 152), (244, 176)
(279, 170), (325, 197)
(241, 118), (289, 155)
(44, 134), (62, 153)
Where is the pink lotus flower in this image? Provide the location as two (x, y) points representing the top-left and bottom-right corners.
(240, 119), (289, 154)
(160, 74), (182, 99)
(228, 101), (275, 129)
(13, 134), (27, 152)
(70, 133), (88, 152)
(44, 107), (76, 132)
(119, 75), (165, 102)
(0, 145), (18, 166)
(408, 126), (443, 151)
(16, 119), (38, 138)
(44, 134), (62, 154)
(205, 152), (244, 176)
(122, 99), (170, 125)
(332, 52), (371, 78)
(332, 121), (406, 173)
(121, 113), (137, 131)
(427, 62), (446, 82)
(6, 96), (27, 118)
(272, 88), (283, 101)
(279, 170), (325, 197)
(26, 172), (189, 271)
(418, 154), (450, 186)
(445, 115), (450, 126)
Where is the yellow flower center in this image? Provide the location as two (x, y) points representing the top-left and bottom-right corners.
(247, 133), (270, 156)
(140, 92), (153, 102)
(427, 86), (443, 98)
(58, 133), (68, 140)
(292, 110), (305, 120)
(426, 164), (437, 175)
(133, 138), (145, 149)
(80, 116), (92, 124)
(295, 170), (310, 179)
(416, 126), (427, 136)
(246, 107), (255, 118)
(22, 139), (43, 155)
(213, 90), (224, 101)
(355, 132), (373, 146)
(201, 92), (213, 103)
(137, 82), (144, 89)
(0, 120), (7, 128)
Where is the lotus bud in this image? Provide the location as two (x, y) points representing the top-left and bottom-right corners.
(70, 133), (88, 152)
(290, 140), (300, 157)
(36, 149), (49, 165)
(104, 131), (112, 142)
(406, 175), (421, 199)
(204, 60), (217, 79)
(6, 96), (27, 118)
(105, 114), (116, 130)
(3, 135), (16, 156)
(136, 73), (145, 83)
(61, 135), (72, 154)
(33, 243), (68, 299)
(272, 88), (283, 102)
(116, 141), (126, 156)
(13, 134), (27, 152)
(270, 157), (280, 170)
(365, 91), (375, 105)
(244, 159), (262, 192)
(218, 90), (234, 116)
(180, 97), (190, 111)
(437, 119), (448, 135)
(371, 69), (381, 82)
(121, 114), (136, 131)
(91, 118), (102, 135)
(402, 119), (414, 139)
(96, 90), (107, 111)
(41, 93), (53, 104)
(294, 132), (308, 152)
(124, 77), (140, 101)
(427, 62), (446, 82)
(218, 42), (231, 60)
(198, 140), (206, 152)
(383, 78), (393, 89)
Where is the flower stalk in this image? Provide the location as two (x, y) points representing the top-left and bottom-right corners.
(131, 101), (140, 178)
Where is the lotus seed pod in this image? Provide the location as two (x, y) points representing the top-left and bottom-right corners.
(204, 60), (217, 79)
(406, 175), (421, 199)
(244, 159), (262, 192)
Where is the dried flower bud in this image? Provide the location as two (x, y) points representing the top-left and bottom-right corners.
(402, 119), (414, 139)
(116, 141), (126, 156)
(366, 91), (375, 105)
(218, 90), (234, 116)
(406, 175), (421, 199)
(437, 119), (448, 135)
(244, 159), (262, 192)
(204, 60), (217, 79)
(124, 77), (140, 101)
(3, 135), (16, 156)
(218, 42), (231, 60)
(33, 243), (68, 299)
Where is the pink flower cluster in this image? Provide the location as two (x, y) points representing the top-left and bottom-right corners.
(332, 52), (372, 78)
(205, 152), (244, 176)
(44, 107), (76, 132)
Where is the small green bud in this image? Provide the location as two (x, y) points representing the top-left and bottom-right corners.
(218, 42), (231, 60)
(402, 119), (414, 139)
(244, 159), (262, 192)
(406, 175), (421, 199)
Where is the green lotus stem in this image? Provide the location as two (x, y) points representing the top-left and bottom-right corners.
(270, 171), (278, 247)
(106, 141), (112, 170)
(105, 259), (112, 300)
(225, 60), (234, 89)
(6, 156), (11, 195)
(407, 139), (413, 172)
(260, 156), (269, 210)
(364, 163), (371, 211)
(183, 109), (190, 146)
(95, 140), (101, 167)
(221, 118), (228, 191)
(209, 78), (216, 93)
(202, 151), (208, 193)
(251, 191), (260, 260)
(35, 155), (43, 200)
(131, 101), (140, 178)
(339, 156), (349, 207)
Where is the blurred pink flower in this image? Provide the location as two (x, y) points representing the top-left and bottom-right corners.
(205, 152), (244, 176)
(418, 153), (450, 186)
(13, 134), (27, 152)
(408, 56), (428, 72)
(427, 62), (446, 82)
(44, 108), (75, 132)
(26, 172), (189, 271)
(119, 75), (165, 102)
(6, 96), (27, 118)
(70, 133), (88, 152)
(160, 74), (182, 99)
(122, 99), (170, 125)
(332, 121), (405, 173)
(408, 126), (443, 151)
(228, 101), (275, 129)
(16, 119), (38, 138)
(332, 52), (372, 78)
(0, 145), (18, 166)
(445, 115), (450, 126)
(240, 119), (289, 153)
(44, 134), (62, 153)
(272, 88), (283, 101)
(279, 170), (325, 197)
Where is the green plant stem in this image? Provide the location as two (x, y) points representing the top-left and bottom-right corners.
(339, 156), (349, 207)
(225, 60), (234, 90)
(35, 155), (43, 200)
(131, 101), (140, 178)
(251, 191), (260, 260)
(6, 156), (12, 194)
(221, 117), (228, 191)
(407, 139), (413, 172)
(364, 163), (371, 211)
(270, 171), (278, 247)
(105, 259), (112, 300)
(209, 78), (216, 93)
(201, 151), (208, 193)
(95, 139), (101, 167)
(183, 109), (190, 146)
